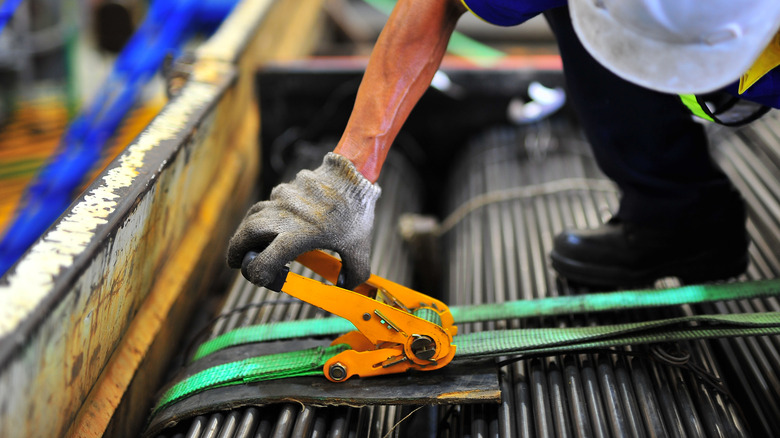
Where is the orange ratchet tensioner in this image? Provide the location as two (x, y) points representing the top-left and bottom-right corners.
(243, 250), (457, 382)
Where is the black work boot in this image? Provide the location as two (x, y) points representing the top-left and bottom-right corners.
(550, 217), (749, 288)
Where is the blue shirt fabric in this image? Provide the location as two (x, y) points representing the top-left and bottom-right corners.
(725, 74), (780, 109)
(461, 0), (566, 27)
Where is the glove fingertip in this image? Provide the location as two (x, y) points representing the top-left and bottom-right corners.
(249, 243), (297, 288)
(244, 256), (276, 288)
(226, 244), (244, 269)
(226, 236), (254, 269)
(339, 262), (371, 290)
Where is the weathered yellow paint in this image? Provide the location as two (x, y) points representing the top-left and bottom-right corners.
(0, 1), (328, 437)
(66, 102), (260, 438)
(0, 79), (228, 436)
(0, 78), (229, 438)
(0, 0), (326, 434)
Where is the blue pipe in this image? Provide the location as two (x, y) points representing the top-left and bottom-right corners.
(0, 0), (238, 276)
(0, 0), (24, 35)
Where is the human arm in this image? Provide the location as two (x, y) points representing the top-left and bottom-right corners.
(333, 0), (467, 182)
(228, 0), (466, 288)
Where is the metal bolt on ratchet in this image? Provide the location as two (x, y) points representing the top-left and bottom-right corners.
(242, 250), (457, 382)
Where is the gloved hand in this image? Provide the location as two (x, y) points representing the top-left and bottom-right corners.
(227, 152), (382, 289)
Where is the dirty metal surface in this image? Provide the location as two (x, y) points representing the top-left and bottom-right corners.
(70, 1), (327, 436)
(0, 0), (330, 436)
(69, 99), (260, 438)
(0, 71), (238, 438)
(1, 78), (240, 435)
(0, 0), (315, 435)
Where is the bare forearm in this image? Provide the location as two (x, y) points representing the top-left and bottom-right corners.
(333, 0), (465, 182)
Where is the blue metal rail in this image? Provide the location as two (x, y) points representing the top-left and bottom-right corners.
(0, 0), (238, 276)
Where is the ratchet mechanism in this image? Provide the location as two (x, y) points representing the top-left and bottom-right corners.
(242, 250), (457, 382)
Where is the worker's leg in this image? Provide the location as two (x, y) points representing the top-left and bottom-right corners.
(543, 6), (748, 287)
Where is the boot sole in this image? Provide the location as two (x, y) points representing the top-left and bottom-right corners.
(550, 250), (749, 288)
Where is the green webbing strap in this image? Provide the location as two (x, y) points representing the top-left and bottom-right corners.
(193, 279), (780, 361)
(158, 344), (350, 413)
(453, 312), (780, 357)
(192, 318), (356, 361)
(451, 279), (780, 323)
(157, 312), (780, 413)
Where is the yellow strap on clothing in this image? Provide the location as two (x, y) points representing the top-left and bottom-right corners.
(739, 32), (780, 94)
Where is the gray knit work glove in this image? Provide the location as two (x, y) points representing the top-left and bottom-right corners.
(227, 152), (382, 290)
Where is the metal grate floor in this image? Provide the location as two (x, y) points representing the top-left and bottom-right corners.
(150, 110), (780, 438)
(441, 119), (750, 438)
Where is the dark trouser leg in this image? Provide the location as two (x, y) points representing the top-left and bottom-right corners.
(543, 6), (743, 229)
(543, 6), (747, 287)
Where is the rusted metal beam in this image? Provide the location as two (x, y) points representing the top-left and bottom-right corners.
(0, 0), (325, 437)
